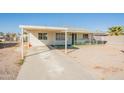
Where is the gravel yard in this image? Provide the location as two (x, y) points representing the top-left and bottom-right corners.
(59, 44), (124, 79)
(0, 45), (21, 80)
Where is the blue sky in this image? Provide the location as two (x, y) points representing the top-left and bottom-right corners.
(0, 13), (124, 33)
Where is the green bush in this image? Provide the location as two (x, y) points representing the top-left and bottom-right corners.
(18, 59), (24, 65)
(0, 40), (2, 42)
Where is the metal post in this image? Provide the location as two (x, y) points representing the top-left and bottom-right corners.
(21, 28), (24, 59)
(101, 36), (104, 44)
(65, 31), (67, 54)
(28, 32), (30, 48)
(74, 33), (75, 46)
(90, 34), (92, 44)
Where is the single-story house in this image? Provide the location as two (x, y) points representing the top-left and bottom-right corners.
(0, 36), (5, 42)
(19, 25), (94, 59)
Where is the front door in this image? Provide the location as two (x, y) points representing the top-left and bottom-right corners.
(72, 33), (77, 45)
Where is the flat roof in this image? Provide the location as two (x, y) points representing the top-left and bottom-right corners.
(93, 32), (108, 35)
(67, 27), (92, 33)
(19, 25), (93, 33)
(19, 25), (68, 31)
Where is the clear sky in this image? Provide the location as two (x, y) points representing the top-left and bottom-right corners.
(0, 13), (124, 33)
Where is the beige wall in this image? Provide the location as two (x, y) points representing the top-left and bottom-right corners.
(77, 33), (92, 39)
(26, 30), (92, 47)
(77, 33), (92, 41)
(52, 32), (72, 45)
(28, 30), (55, 47)
(27, 30), (72, 47)
(93, 36), (105, 41)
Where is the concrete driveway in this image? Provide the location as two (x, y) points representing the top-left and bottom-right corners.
(17, 46), (94, 80)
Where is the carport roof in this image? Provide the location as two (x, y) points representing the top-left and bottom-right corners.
(19, 25), (67, 31)
(19, 25), (93, 33)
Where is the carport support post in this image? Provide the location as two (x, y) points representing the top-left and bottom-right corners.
(65, 30), (67, 54)
(21, 28), (24, 59)
(90, 33), (93, 44)
(74, 33), (75, 46)
(28, 32), (30, 48)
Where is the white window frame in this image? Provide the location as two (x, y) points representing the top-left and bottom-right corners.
(56, 33), (65, 40)
(83, 34), (89, 39)
(38, 33), (47, 40)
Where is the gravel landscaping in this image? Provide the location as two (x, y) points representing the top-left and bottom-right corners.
(59, 44), (124, 79)
(0, 45), (21, 80)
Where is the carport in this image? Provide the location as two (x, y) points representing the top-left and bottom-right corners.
(19, 25), (93, 59)
(19, 25), (69, 59)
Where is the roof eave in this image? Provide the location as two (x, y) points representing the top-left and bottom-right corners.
(19, 25), (68, 31)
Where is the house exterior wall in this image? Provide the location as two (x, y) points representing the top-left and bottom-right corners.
(28, 30), (54, 47)
(26, 30), (92, 47)
(93, 35), (106, 41)
(27, 30), (72, 47)
(52, 32), (72, 45)
(76, 33), (92, 44)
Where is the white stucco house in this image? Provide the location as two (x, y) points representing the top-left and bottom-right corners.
(20, 25), (94, 46)
(19, 25), (94, 59)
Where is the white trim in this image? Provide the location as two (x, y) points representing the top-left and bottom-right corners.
(28, 32), (30, 48)
(21, 28), (24, 59)
(74, 33), (75, 45)
(19, 25), (92, 33)
(65, 30), (67, 54)
(56, 33), (65, 40)
(19, 25), (68, 31)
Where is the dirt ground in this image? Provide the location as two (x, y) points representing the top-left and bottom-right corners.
(0, 46), (21, 80)
(59, 44), (124, 80)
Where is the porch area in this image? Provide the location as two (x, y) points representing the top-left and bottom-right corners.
(19, 25), (105, 59)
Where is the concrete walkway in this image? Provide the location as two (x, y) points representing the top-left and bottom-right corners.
(17, 46), (94, 80)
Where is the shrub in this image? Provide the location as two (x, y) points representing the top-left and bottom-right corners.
(18, 59), (24, 65)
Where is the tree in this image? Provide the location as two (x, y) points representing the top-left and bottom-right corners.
(5, 32), (17, 41)
(108, 26), (124, 36)
(11, 33), (17, 41)
(5, 33), (11, 41)
(0, 32), (4, 36)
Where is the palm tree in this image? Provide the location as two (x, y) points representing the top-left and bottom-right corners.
(108, 26), (124, 36)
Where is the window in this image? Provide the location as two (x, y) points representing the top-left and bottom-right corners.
(78, 34), (83, 40)
(38, 33), (47, 40)
(56, 33), (65, 40)
(83, 34), (89, 39)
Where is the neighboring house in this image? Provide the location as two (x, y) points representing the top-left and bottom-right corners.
(0, 36), (5, 42)
(20, 25), (94, 47)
